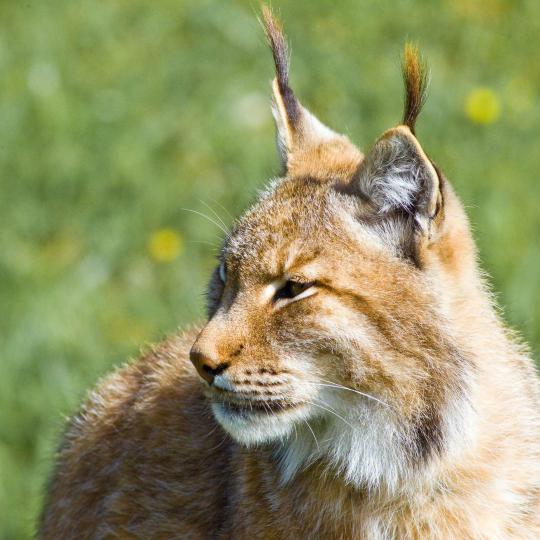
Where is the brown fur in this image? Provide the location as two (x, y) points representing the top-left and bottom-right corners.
(40, 8), (539, 540)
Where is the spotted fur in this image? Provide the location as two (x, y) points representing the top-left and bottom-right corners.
(40, 8), (540, 539)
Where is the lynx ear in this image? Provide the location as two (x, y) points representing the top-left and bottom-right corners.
(261, 7), (362, 177)
(352, 45), (441, 233)
(355, 126), (441, 227)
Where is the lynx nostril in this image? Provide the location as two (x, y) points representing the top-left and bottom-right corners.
(190, 348), (230, 384)
(202, 362), (229, 378)
(199, 361), (230, 385)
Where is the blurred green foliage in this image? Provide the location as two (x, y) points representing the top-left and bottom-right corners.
(1, 0), (539, 537)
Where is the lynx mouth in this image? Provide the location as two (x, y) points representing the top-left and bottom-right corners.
(214, 398), (301, 417)
(210, 396), (311, 445)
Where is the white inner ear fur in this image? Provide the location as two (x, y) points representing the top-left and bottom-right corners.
(299, 107), (339, 143)
(271, 78), (294, 162)
(358, 126), (439, 227)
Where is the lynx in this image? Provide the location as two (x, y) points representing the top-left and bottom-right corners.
(40, 8), (539, 539)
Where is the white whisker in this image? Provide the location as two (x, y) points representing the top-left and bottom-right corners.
(302, 418), (320, 452)
(304, 399), (356, 431)
(180, 207), (229, 236)
(198, 199), (230, 233)
(307, 378), (392, 409)
(208, 196), (234, 221)
(187, 240), (221, 249)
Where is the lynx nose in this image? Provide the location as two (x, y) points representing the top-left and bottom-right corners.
(189, 348), (229, 385)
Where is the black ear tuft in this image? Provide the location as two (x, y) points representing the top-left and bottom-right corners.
(259, 6), (361, 176)
(261, 6), (300, 126)
(402, 44), (430, 134)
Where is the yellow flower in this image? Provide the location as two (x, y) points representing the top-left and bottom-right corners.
(465, 88), (501, 124)
(148, 228), (182, 262)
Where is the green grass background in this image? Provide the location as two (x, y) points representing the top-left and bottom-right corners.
(1, 0), (539, 537)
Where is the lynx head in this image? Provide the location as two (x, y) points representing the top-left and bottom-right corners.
(190, 8), (476, 491)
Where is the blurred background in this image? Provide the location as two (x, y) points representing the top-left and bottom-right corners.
(1, 0), (539, 537)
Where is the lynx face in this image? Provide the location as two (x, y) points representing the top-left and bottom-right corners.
(190, 12), (473, 490)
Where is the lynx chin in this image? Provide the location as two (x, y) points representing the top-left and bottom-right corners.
(41, 7), (539, 539)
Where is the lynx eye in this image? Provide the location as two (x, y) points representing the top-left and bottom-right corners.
(273, 280), (314, 302)
(218, 262), (226, 283)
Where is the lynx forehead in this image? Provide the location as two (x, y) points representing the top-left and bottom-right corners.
(41, 7), (540, 539)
